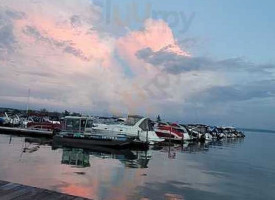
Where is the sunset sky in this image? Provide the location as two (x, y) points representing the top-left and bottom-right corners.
(0, 0), (274, 129)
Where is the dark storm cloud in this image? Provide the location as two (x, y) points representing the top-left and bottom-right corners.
(23, 25), (89, 61)
(63, 46), (89, 61)
(23, 26), (67, 47)
(193, 80), (275, 103)
(136, 47), (215, 72)
(4, 9), (25, 20)
(136, 47), (274, 74)
(25, 71), (56, 78)
(0, 24), (15, 52)
(70, 15), (82, 28)
(0, 9), (24, 56)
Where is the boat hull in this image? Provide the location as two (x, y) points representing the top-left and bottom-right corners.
(53, 135), (133, 149)
(0, 126), (53, 137)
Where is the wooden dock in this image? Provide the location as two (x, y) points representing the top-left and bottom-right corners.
(0, 126), (53, 137)
(0, 180), (91, 200)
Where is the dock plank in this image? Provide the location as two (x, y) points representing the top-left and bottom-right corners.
(0, 180), (91, 200)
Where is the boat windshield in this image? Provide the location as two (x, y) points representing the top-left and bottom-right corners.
(174, 127), (186, 133)
(65, 118), (81, 131)
(193, 126), (208, 133)
(86, 119), (93, 128)
(125, 115), (143, 126)
(139, 118), (154, 131)
(80, 119), (86, 131)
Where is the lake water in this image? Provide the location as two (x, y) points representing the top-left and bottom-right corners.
(0, 131), (274, 200)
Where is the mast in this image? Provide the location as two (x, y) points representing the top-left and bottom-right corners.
(26, 89), (30, 117)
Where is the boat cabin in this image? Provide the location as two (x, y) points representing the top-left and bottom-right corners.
(64, 116), (93, 134)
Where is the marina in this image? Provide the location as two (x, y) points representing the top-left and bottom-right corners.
(0, 110), (246, 150)
(0, 0), (274, 199)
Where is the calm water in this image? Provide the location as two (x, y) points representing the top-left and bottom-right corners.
(0, 132), (275, 200)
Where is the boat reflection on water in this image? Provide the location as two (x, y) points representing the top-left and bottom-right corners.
(57, 138), (244, 168)
(61, 148), (90, 168)
(58, 146), (152, 169)
(1, 135), (248, 200)
(122, 150), (151, 168)
(23, 136), (244, 169)
(181, 137), (244, 153)
(23, 137), (153, 169)
(159, 138), (245, 159)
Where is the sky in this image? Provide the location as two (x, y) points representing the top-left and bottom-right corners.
(0, 0), (274, 129)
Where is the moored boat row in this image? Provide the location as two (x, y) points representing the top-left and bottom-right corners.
(0, 112), (245, 150)
(154, 122), (245, 142)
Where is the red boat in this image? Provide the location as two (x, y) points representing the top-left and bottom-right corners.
(25, 116), (62, 133)
(27, 121), (62, 132)
(154, 122), (184, 141)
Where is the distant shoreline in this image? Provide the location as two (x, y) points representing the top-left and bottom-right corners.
(240, 128), (275, 134)
(1, 107), (274, 133)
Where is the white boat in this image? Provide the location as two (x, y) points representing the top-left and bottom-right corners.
(0, 112), (20, 126)
(55, 116), (135, 149)
(0, 113), (10, 125)
(93, 115), (164, 145)
(185, 124), (213, 141)
(10, 115), (21, 126)
(216, 126), (245, 138)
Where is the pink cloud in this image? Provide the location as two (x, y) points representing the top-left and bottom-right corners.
(116, 19), (190, 74)
(14, 15), (113, 67)
(0, 1), (226, 118)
